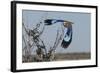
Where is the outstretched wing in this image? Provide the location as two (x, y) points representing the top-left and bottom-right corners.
(44, 19), (64, 25)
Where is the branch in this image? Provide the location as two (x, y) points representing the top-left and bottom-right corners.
(52, 24), (64, 50)
(39, 38), (47, 55)
(39, 25), (45, 36)
(52, 29), (59, 49)
(22, 23), (29, 36)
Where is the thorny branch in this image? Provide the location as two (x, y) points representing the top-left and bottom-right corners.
(22, 21), (64, 62)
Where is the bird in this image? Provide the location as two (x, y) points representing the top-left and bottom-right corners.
(44, 19), (73, 49)
(61, 21), (73, 48)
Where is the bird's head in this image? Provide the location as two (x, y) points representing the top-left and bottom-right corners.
(63, 21), (73, 28)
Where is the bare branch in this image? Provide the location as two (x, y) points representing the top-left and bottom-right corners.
(39, 25), (45, 36)
(22, 23), (29, 36)
(22, 35), (27, 48)
(39, 38), (47, 55)
(52, 24), (64, 50)
(52, 29), (59, 49)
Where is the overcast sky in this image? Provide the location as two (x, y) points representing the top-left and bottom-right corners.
(22, 10), (91, 53)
